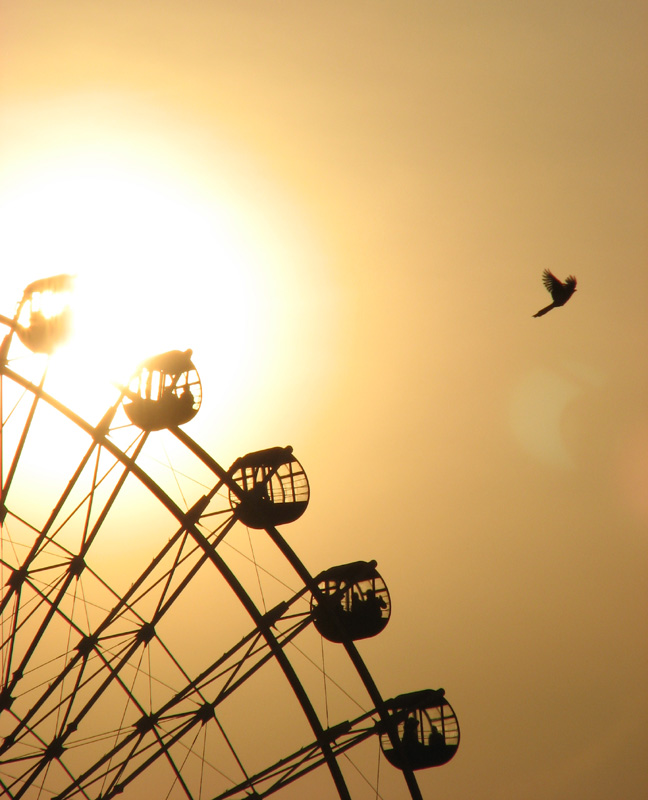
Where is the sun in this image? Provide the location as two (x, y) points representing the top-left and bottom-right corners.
(0, 97), (337, 452)
(1, 148), (284, 426)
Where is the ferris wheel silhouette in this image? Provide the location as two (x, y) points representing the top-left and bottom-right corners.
(0, 275), (459, 799)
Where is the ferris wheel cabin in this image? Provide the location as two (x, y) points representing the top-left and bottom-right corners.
(380, 689), (460, 770)
(123, 349), (202, 431)
(311, 560), (391, 642)
(15, 274), (74, 354)
(228, 446), (310, 528)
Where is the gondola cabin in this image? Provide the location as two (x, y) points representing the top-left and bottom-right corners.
(228, 446), (309, 528)
(380, 689), (459, 770)
(124, 349), (201, 431)
(15, 274), (74, 354)
(311, 560), (390, 642)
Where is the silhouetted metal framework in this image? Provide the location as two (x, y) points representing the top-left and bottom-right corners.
(14, 274), (74, 355)
(0, 276), (459, 800)
(311, 561), (391, 642)
(124, 349), (201, 431)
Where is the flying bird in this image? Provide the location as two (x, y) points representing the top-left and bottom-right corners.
(533, 269), (577, 317)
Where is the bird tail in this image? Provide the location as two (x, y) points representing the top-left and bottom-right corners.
(533, 304), (554, 318)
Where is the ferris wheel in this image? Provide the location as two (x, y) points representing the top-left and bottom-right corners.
(0, 275), (459, 800)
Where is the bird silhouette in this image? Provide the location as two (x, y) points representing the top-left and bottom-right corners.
(533, 270), (577, 317)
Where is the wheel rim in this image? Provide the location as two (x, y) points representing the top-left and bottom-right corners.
(0, 292), (447, 799)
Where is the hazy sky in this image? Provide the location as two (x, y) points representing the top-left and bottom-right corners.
(1, 2), (647, 799)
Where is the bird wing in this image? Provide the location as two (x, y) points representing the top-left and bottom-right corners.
(564, 275), (577, 289)
(541, 269), (563, 294)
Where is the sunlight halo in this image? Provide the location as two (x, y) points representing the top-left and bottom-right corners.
(0, 108), (328, 434)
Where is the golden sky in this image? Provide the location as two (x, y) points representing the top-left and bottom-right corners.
(1, 2), (647, 799)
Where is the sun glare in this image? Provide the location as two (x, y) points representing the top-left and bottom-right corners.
(1, 96), (337, 453)
(1, 145), (291, 427)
